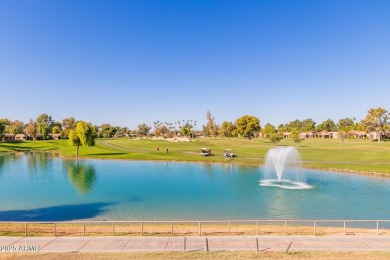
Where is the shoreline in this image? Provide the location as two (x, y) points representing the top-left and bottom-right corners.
(302, 165), (390, 178)
(3, 149), (390, 177)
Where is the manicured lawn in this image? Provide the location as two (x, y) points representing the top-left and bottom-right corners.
(0, 137), (389, 175)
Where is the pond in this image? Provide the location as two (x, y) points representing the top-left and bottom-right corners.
(0, 152), (389, 221)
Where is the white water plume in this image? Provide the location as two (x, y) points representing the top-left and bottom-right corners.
(259, 146), (312, 190)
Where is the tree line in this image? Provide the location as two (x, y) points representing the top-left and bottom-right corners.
(204, 108), (389, 143)
(0, 107), (389, 145)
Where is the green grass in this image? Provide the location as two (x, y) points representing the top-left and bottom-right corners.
(0, 137), (389, 175)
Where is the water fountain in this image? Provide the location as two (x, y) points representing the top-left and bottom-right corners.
(259, 146), (312, 189)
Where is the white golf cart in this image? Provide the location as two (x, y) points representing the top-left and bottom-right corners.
(200, 148), (211, 156)
(224, 149), (234, 158)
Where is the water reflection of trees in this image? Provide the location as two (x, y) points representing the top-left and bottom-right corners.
(26, 152), (51, 172)
(223, 163), (234, 175)
(0, 153), (18, 174)
(63, 160), (96, 194)
(200, 162), (213, 173)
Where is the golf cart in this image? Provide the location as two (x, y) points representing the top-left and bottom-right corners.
(201, 148), (211, 156)
(224, 149), (234, 158)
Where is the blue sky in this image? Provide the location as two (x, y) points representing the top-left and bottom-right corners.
(1, 0), (389, 129)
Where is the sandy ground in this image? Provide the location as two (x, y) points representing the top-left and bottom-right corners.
(150, 137), (191, 142)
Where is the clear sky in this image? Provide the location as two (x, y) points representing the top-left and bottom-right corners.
(1, 0), (389, 129)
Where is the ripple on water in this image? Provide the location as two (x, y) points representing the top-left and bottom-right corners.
(259, 179), (313, 190)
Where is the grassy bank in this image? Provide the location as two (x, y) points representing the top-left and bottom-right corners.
(1, 221), (389, 237)
(0, 137), (389, 175)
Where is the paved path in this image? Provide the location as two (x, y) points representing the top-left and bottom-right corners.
(0, 236), (390, 253)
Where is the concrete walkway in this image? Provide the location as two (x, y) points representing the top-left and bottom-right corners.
(1, 236), (390, 253)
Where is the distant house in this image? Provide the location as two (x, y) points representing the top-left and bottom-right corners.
(299, 131), (318, 139)
(319, 130), (330, 138)
(283, 132), (291, 138)
(49, 133), (61, 140)
(195, 131), (203, 137)
(259, 133), (270, 138)
(2, 134), (16, 141)
(368, 131), (390, 140)
(348, 130), (367, 139)
(15, 134), (27, 141)
(318, 130), (338, 138)
(368, 131), (381, 140)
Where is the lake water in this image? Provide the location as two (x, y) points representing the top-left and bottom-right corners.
(0, 152), (389, 221)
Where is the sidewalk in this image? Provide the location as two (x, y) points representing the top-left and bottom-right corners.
(1, 235), (390, 253)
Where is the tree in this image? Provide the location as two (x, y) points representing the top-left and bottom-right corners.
(52, 125), (61, 135)
(338, 118), (355, 130)
(283, 118), (316, 132)
(316, 119), (337, 132)
(364, 107), (389, 142)
(69, 121), (97, 156)
(111, 126), (121, 137)
(61, 117), (76, 138)
(261, 123), (276, 138)
(92, 125), (100, 137)
(5, 120), (24, 134)
(285, 120), (301, 131)
(206, 111), (218, 140)
(337, 118), (355, 146)
(100, 124), (113, 138)
(0, 118), (11, 136)
(269, 133), (282, 144)
(277, 124), (286, 134)
(202, 124), (210, 137)
(302, 119), (316, 132)
(181, 127), (191, 137)
(235, 115), (260, 139)
(337, 130), (347, 146)
(36, 114), (53, 139)
(179, 121), (194, 137)
(153, 121), (162, 137)
(290, 128), (303, 146)
(160, 125), (170, 137)
(355, 121), (366, 131)
(219, 121), (236, 138)
(137, 123), (151, 136)
(51, 122), (62, 137)
(300, 119), (315, 131)
(116, 127), (128, 137)
(24, 119), (38, 143)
